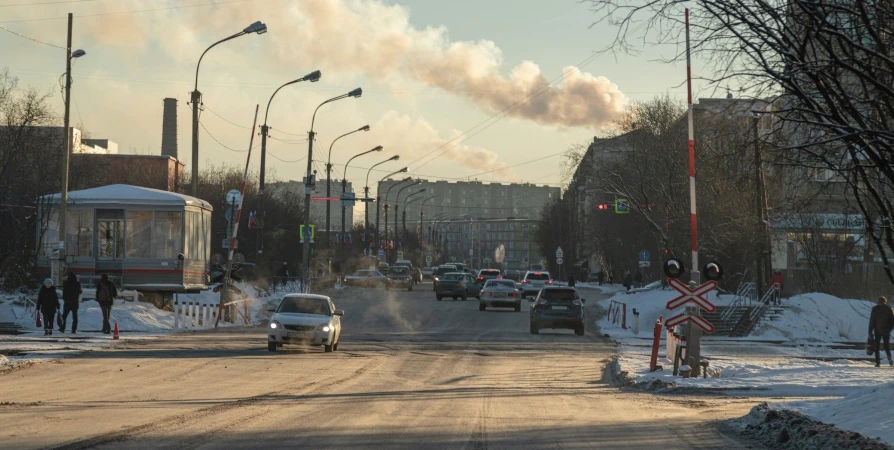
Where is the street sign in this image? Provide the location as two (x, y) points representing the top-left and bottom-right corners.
(539, 259), (547, 267)
(425, 255), (432, 264)
(665, 313), (715, 333)
(639, 250), (650, 260)
(614, 198), (630, 214)
(378, 249), (385, 259)
(299, 224), (316, 244)
(450, 256), (456, 262)
(397, 251), (404, 260)
(484, 257), (492, 263)
(341, 192), (356, 207)
(666, 278), (718, 313)
(556, 257), (564, 265)
(555, 247), (564, 259)
(221, 238), (238, 249)
(225, 189), (242, 205)
(638, 260), (651, 268)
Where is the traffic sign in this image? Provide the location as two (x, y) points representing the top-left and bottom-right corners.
(378, 249), (385, 259)
(425, 255), (432, 264)
(225, 189), (242, 205)
(397, 251), (404, 260)
(450, 256), (456, 262)
(614, 198), (630, 214)
(556, 257), (564, 265)
(638, 260), (651, 268)
(555, 247), (564, 259)
(221, 238), (238, 249)
(341, 192), (356, 207)
(639, 250), (650, 260)
(539, 259), (547, 267)
(299, 224), (316, 244)
(665, 313), (715, 333)
(666, 278), (717, 313)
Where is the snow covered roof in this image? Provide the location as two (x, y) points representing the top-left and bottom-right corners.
(43, 184), (212, 209)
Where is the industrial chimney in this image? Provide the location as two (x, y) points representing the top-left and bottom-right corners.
(161, 98), (178, 159)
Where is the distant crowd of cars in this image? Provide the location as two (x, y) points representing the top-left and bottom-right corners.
(266, 263), (588, 353)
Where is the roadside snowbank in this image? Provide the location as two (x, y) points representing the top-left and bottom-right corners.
(780, 382), (894, 445)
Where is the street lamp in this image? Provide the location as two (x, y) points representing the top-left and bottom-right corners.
(257, 70), (321, 260)
(326, 124), (370, 247)
(366, 155), (400, 231)
(377, 172), (409, 251)
(57, 12), (86, 285)
(382, 177), (413, 257)
(190, 20), (268, 197)
(301, 87), (363, 289)
(394, 182), (423, 252)
(403, 189), (427, 235)
(340, 145), (383, 264)
(418, 195), (439, 237)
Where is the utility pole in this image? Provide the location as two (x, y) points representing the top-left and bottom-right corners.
(57, 13), (74, 285)
(301, 131), (315, 291)
(258, 124), (268, 259)
(753, 113), (771, 296)
(190, 91), (201, 197)
(364, 186), (370, 231)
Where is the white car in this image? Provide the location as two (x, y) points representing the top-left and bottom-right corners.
(267, 294), (343, 352)
(521, 271), (553, 298)
(479, 279), (522, 312)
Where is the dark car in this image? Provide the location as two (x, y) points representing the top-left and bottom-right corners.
(475, 269), (501, 284)
(529, 287), (585, 336)
(386, 266), (414, 291)
(435, 272), (481, 301)
(433, 264), (458, 291)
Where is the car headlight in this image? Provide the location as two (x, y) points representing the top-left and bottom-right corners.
(317, 324), (331, 332)
(269, 321), (282, 330)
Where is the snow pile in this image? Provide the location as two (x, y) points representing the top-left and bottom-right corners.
(753, 293), (873, 342)
(780, 382), (894, 445)
(595, 288), (738, 338)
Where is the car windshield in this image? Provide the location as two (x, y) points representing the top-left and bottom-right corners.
(540, 289), (577, 301)
(278, 297), (331, 315)
(485, 280), (516, 289)
(436, 266), (457, 274)
(389, 267), (409, 275)
(480, 270), (500, 276)
(443, 273), (463, 281)
(526, 273), (550, 280)
(352, 270), (371, 276)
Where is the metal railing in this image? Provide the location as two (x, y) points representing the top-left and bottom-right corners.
(743, 286), (778, 335)
(719, 281), (755, 324)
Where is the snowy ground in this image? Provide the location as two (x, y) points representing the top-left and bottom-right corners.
(594, 287), (894, 445)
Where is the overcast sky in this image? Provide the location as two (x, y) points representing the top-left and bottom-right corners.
(1, 0), (710, 199)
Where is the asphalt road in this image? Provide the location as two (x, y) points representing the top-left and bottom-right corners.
(0, 283), (761, 449)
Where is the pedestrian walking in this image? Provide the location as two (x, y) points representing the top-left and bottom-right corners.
(869, 296), (894, 367)
(623, 270), (633, 293)
(95, 274), (118, 334)
(608, 270), (615, 285)
(60, 272), (82, 334)
(36, 278), (60, 336)
(597, 271), (605, 286)
(568, 273), (576, 288)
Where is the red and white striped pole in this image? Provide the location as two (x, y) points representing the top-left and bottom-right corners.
(685, 8), (699, 284)
(215, 104), (260, 328)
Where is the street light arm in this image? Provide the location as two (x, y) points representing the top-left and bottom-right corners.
(311, 94), (349, 132)
(194, 31), (245, 92)
(366, 157), (397, 191)
(404, 189), (427, 209)
(264, 78), (305, 125)
(328, 128), (367, 167)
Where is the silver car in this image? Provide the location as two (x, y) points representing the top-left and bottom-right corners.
(479, 279), (521, 312)
(521, 271), (553, 298)
(267, 294), (343, 353)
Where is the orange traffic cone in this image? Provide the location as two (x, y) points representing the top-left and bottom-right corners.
(112, 322), (120, 340)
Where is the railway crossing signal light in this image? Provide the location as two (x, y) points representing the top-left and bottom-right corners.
(663, 258), (685, 279)
(597, 203), (610, 210)
(703, 261), (723, 281)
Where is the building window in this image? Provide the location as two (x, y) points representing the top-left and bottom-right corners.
(66, 209), (93, 257)
(126, 210), (153, 258)
(153, 211), (182, 258)
(810, 167), (845, 182)
(99, 219), (125, 259)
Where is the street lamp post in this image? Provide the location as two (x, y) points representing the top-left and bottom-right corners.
(57, 13), (86, 285)
(340, 145), (383, 265)
(190, 20), (267, 197)
(418, 195), (438, 237)
(402, 189), (427, 236)
(394, 182), (423, 255)
(258, 70), (320, 261)
(377, 172), (409, 252)
(382, 177), (413, 260)
(301, 88), (362, 289)
(366, 156), (400, 232)
(326, 125), (370, 248)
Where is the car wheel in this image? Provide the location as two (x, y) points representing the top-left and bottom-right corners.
(452, 296), (458, 301)
(529, 324), (539, 335)
(479, 303), (486, 311)
(268, 342), (277, 352)
(333, 342), (339, 351)
(437, 295), (442, 301)
(462, 290), (468, 301)
(514, 304), (521, 312)
(324, 343), (333, 353)
(408, 285), (413, 292)
(575, 326), (585, 336)
(520, 292), (526, 299)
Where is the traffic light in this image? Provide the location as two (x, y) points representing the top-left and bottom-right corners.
(597, 203), (610, 210)
(211, 264), (226, 283)
(230, 265), (243, 282)
(703, 261), (723, 281)
(663, 248), (670, 255)
(663, 258), (685, 279)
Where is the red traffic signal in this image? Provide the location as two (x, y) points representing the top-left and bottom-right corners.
(597, 203), (610, 210)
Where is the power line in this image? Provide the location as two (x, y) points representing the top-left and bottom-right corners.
(203, 104), (252, 130)
(267, 148), (305, 164)
(0, 25), (64, 48)
(199, 121), (258, 153)
(0, 0), (271, 23)
(0, 0), (97, 7)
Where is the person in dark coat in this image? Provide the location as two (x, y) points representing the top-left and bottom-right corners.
(623, 270), (633, 292)
(95, 274), (118, 334)
(36, 278), (60, 336)
(608, 270), (615, 285)
(869, 296), (894, 367)
(60, 272), (82, 333)
(597, 271), (605, 286)
(568, 273), (576, 288)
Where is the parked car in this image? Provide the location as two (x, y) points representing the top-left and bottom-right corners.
(435, 272), (481, 301)
(386, 266), (414, 291)
(422, 266), (434, 280)
(479, 279), (521, 312)
(529, 287), (585, 336)
(476, 269), (502, 285)
(433, 264), (458, 291)
(267, 294), (343, 352)
(343, 270), (386, 288)
(520, 271), (552, 298)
